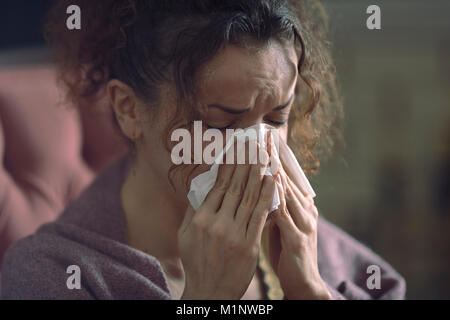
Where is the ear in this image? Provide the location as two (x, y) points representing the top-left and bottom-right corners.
(107, 79), (143, 141)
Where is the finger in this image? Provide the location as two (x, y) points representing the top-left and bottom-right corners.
(272, 177), (299, 246)
(235, 145), (269, 229)
(284, 181), (309, 231)
(285, 169), (314, 211)
(218, 141), (252, 216)
(281, 166), (316, 226)
(276, 174), (288, 217)
(246, 175), (275, 243)
(202, 142), (237, 213)
(280, 166), (310, 210)
(272, 210), (299, 249)
(283, 171), (319, 234)
(278, 139), (310, 198)
(267, 222), (282, 272)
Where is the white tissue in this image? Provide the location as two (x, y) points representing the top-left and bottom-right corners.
(187, 124), (315, 213)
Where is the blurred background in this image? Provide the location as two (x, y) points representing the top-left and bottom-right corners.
(315, 0), (450, 299)
(0, 0), (449, 299)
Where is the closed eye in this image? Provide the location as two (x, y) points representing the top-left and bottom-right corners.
(205, 94), (294, 130)
(265, 119), (287, 127)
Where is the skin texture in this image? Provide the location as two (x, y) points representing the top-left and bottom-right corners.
(107, 39), (331, 300)
(270, 157), (331, 300)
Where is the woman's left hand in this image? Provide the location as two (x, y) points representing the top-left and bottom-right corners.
(268, 166), (332, 300)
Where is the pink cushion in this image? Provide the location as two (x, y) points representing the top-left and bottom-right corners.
(0, 67), (128, 266)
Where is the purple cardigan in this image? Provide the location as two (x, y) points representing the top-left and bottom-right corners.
(1, 155), (406, 300)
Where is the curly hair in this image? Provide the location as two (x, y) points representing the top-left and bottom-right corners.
(45, 0), (343, 178)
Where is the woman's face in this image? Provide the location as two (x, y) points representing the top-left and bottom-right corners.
(135, 39), (299, 204)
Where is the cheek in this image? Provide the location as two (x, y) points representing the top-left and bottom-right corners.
(176, 132), (224, 194)
(140, 129), (171, 174)
(141, 122), (215, 195)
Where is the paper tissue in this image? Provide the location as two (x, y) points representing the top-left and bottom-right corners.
(187, 123), (315, 213)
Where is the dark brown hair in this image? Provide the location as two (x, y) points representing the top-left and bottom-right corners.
(45, 0), (343, 175)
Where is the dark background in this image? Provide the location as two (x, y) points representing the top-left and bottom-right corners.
(0, 0), (53, 50)
(0, 0), (449, 299)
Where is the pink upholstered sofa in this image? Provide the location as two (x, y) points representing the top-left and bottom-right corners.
(0, 66), (128, 267)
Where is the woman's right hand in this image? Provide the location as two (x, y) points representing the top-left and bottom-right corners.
(178, 141), (276, 300)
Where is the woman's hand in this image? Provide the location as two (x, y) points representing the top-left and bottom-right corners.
(178, 141), (276, 300)
(269, 166), (332, 300)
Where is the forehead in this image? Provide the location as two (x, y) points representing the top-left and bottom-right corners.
(196, 40), (299, 106)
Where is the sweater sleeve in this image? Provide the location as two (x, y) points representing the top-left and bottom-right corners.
(318, 217), (406, 300)
(1, 223), (172, 300)
(1, 235), (95, 300)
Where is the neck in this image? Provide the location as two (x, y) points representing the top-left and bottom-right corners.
(121, 154), (186, 266)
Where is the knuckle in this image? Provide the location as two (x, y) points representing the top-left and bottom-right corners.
(215, 177), (229, 193)
(192, 216), (207, 232)
(228, 180), (245, 197)
(310, 205), (319, 219)
(306, 196), (316, 209)
(226, 237), (242, 251)
(248, 244), (260, 259)
(289, 233), (308, 252)
(239, 242), (258, 260)
(209, 223), (225, 240)
(305, 219), (317, 234)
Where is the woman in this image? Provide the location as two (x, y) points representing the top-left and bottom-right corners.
(1, 0), (405, 299)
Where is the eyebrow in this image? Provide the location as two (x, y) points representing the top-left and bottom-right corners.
(208, 93), (295, 114)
